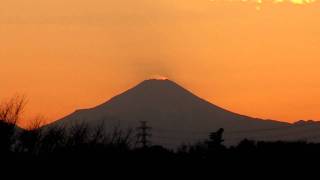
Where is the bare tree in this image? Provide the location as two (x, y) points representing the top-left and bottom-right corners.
(108, 125), (134, 151)
(0, 95), (26, 152)
(38, 125), (67, 154)
(89, 122), (107, 145)
(67, 122), (89, 148)
(18, 116), (43, 154)
(0, 95), (26, 125)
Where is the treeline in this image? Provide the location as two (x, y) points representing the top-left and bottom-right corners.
(1, 96), (320, 162)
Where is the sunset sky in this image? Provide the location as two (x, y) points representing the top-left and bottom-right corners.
(1, 0), (320, 126)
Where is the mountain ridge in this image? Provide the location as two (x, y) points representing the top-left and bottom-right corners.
(47, 79), (320, 147)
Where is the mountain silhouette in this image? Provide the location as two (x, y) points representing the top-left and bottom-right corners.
(48, 79), (320, 147)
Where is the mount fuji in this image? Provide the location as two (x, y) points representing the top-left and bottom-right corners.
(47, 79), (320, 147)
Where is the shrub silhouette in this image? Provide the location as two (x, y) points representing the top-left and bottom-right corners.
(236, 139), (257, 153)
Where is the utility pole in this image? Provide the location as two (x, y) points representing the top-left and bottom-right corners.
(136, 121), (152, 148)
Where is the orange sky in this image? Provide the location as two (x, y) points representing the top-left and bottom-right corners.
(1, 0), (320, 126)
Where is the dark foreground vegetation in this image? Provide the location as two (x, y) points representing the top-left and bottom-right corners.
(1, 96), (320, 169)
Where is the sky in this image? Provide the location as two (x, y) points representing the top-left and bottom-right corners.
(1, 0), (320, 126)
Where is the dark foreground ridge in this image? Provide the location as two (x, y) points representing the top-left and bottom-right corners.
(0, 115), (319, 174)
(1, 87), (319, 171)
(2, 119), (320, 164)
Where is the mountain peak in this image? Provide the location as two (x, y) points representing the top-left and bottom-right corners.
(133, 79), (189, 95)
(142, 76), (180, 84)
(140, 78), (176, 85)
(142, 78), (171, 83)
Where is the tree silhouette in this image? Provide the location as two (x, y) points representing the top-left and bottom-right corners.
(0, 95), (26, 153)
(38, 125), (67, 154)
(207, 128), (225, 151)
(17, 118), (43, 154)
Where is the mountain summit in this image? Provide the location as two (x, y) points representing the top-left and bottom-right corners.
(49, 79), (320, 147)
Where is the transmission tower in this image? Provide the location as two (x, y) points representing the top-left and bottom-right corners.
(136, 121), (152, 148)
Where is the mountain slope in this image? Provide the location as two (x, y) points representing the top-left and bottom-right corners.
(48, 79), (320, 147)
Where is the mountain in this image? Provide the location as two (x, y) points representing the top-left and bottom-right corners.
(47, 79), (320, 147)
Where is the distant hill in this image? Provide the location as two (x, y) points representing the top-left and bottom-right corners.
(46, 79), (320, 147)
